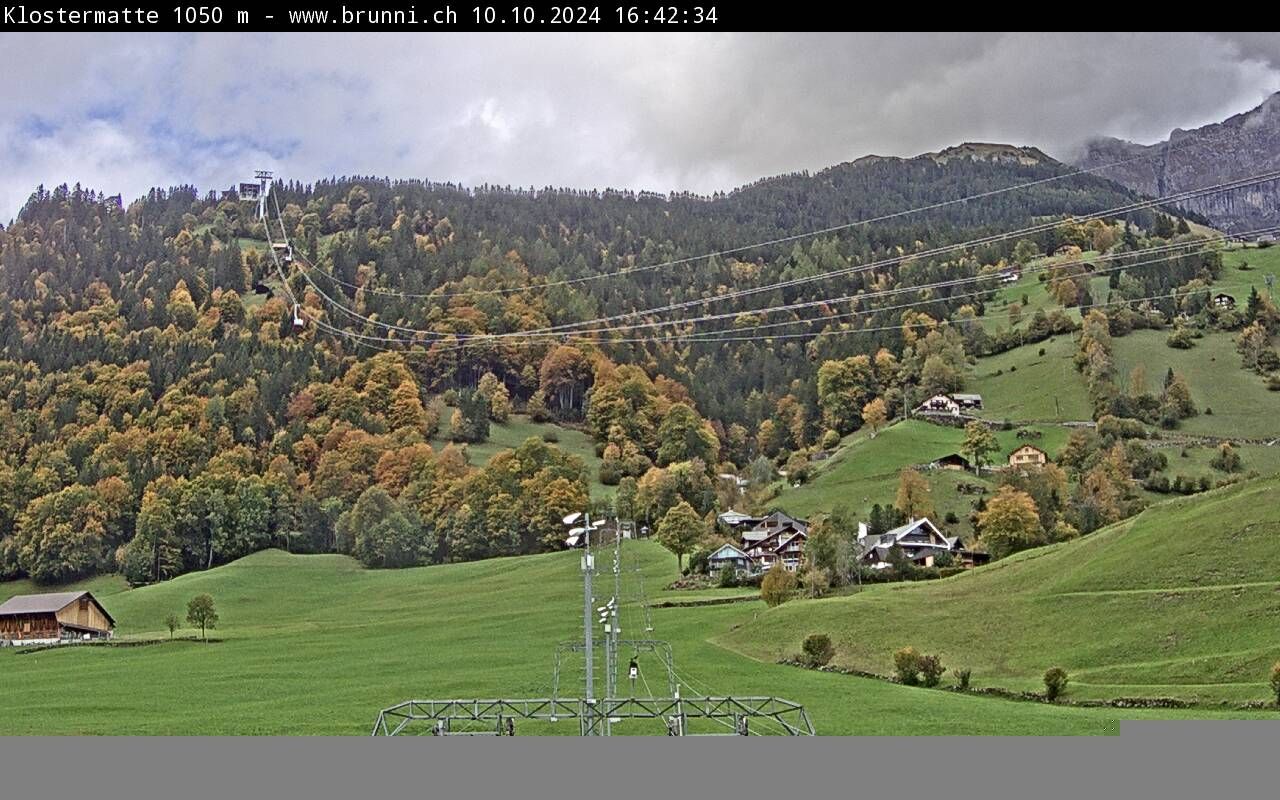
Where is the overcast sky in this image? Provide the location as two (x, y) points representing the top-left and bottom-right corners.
(1, 31), (1278, 221)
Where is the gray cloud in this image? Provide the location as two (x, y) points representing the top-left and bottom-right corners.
(0, 32), (1277, 220)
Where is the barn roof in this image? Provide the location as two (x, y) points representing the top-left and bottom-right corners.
(0, 591), (115, 626)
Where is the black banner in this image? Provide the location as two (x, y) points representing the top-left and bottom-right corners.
(1, 1), (738, 31)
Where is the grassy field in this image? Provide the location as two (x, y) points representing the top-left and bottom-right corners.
(1218, 244), (1280, 306)
(2, 537), (1273, 735)
(431, 412), (612, 500)
(1156, 440), (1280, 479)
(969, 334), (1093, 422)
(720, 475), (1280, 704)
(771, 420), (1070, 538)
(1111, 330), (1277, 439)
(970, 243), (1278, 426)
(981, 250), (1109, 333)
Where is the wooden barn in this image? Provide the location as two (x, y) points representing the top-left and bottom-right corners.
(0, 591), (115, 645)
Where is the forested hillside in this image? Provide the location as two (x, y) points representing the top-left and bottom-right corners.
(0, 145), (1268, 588)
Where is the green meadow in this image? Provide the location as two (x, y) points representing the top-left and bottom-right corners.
(1, 537), (1274, 735)
(720, 475), (1280, 705)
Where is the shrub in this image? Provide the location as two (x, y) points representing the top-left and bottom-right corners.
(801, 634), (835, 668)
(955, 668), (972, 690)
(800, 564), (832, 598)
(1270, 662), (1280, 707)
(918, 653), (945, 687)
(687, 547), (712, 576)
(541, 429), (559, 443)
(820, 429), (841, 450)
(1166, 327), (1195, 349)
(943, 511), (959, 525)
(1038, 347), (1046, 357)
(760, 564), (798, 607)
(717, 564), (738, 589)
(893, 646), (921, 685)
(1210, 443), (1242, 473)
(1043, 667), (1069, 701)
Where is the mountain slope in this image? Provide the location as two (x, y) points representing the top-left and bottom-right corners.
(1075, 92), (1280, 232)
(720, 475), (1280, 703)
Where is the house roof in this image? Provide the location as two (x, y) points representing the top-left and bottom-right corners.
(717, 509), (760, 526)
(859, 518), (956, 559)
(708, 543), (750, 560)
(952, 393), (983, 402)
(1009, 444), (1048, 457)
(0, 591), (116, 626)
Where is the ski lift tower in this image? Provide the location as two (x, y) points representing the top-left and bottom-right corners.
(252, 170), (273, 220)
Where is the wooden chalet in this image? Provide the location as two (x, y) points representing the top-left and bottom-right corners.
(1212, 293), (1237, 309)
(0, 591), (115, 645)
(744, 527), (808, 572)
(1007, 444), (1049, 468)
(857, 518), (963, 569)
(915, 393), (961, 416)
(734, 510), (810, 573)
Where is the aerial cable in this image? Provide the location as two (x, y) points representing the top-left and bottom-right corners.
(292, 168), (1280, 342)
(502, 167), (1280, 338)
(299, 278), (1253, 354)
(298, 120), (1264, 300)
(292, 224), (1269, 348)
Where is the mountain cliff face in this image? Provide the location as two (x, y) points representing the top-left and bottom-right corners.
(1074, 92), (1280, 233)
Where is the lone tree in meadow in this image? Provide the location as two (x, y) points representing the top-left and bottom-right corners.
(164, 612), (180, 640)
(186, 594), (219, 642)
(1043, 667), (1069, 702)
(962, 421), (999, 475)
(656, 500), (704, 573)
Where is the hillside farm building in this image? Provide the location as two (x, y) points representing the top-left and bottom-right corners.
(1212, 293), (1237, 309)
(0, 591), (115, 646)
(932, 453), (972, 471)
(915, 394), (961, 416)
(1007, 444), (1049, 468)
(915, 393), (983, 417)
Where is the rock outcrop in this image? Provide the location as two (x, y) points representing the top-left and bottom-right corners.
(1074, 92), (1280, 233)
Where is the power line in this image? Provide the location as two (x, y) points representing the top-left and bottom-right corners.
(290, 227), (1268, 351)
(294, 120), (1263, 300)
(292, 168), (1280, 343)
(301, 276), (1257, 355)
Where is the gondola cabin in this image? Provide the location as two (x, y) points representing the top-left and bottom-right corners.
(0, 591), (115, 646)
